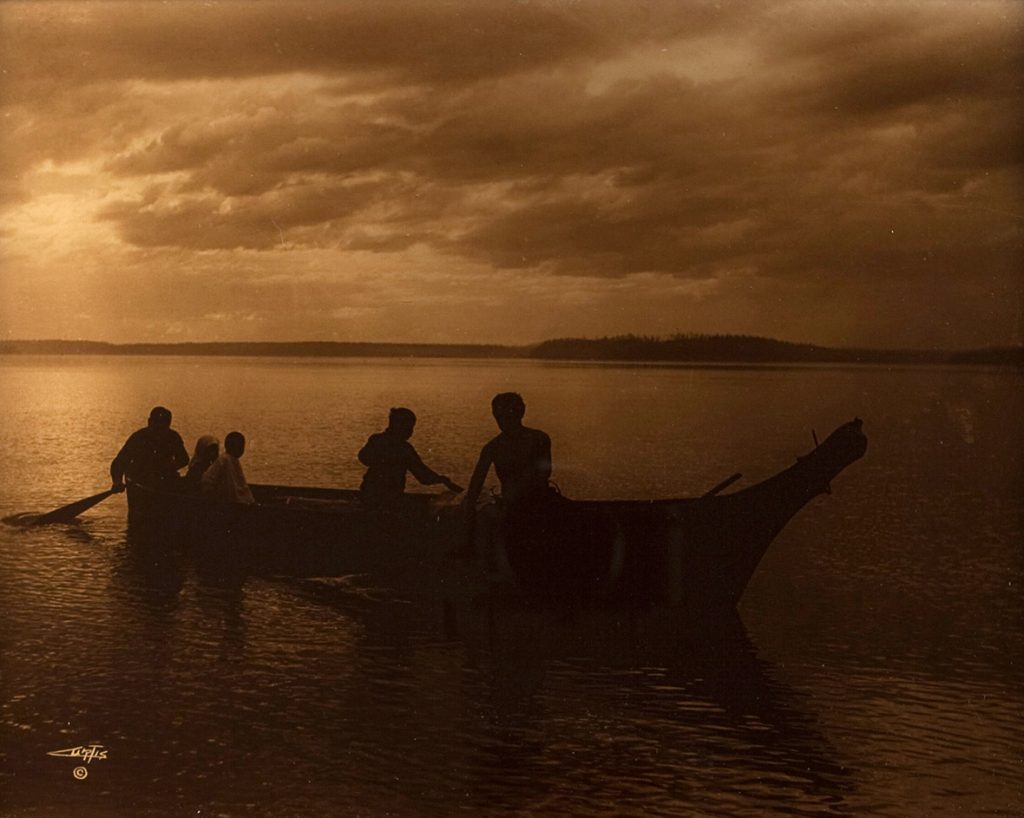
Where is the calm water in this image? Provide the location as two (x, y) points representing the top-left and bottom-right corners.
(0, 356), (1021, 817)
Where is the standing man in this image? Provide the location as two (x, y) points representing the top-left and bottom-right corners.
(464, 392), (553, 515)
(110, 406), (189, 491)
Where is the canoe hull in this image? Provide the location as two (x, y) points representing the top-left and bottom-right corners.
(126, 482), (459, 579)
(125, 418), (868, 607)
(470, 494), (785, 608)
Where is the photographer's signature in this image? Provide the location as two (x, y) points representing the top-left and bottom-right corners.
(47, 744), (108, 779)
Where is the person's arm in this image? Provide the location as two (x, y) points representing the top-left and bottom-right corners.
(109, 433), (136, 491)
(407, 446), (464, 493)
(358, 435), (379, 467)
(110, 454), (126, 493)
(442, 477), (464, 492)
(235, 460), (256, 505)
(535, 432), (552, 484)
(464, 442), (493, 511)
(170, 433), (189, 472)
(455, 443), (495, 553)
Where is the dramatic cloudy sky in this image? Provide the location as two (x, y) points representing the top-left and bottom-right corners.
(0, 0), (1020, 348)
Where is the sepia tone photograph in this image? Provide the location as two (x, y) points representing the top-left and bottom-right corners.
(0, 1), (1021, 815)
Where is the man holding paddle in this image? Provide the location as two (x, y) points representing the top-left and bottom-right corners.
(110, 406), (189, 492)
(6, 406), (192, 526)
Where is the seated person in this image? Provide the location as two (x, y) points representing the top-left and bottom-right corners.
(110, 405), (189, 491)
(359, 407), (463, 505)
(185, 435), (219, 485)
(200, 431), (256, 504)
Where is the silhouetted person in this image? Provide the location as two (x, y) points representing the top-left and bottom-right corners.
(185, 435), (219, 485)
(201, 431), (255, 504)
(465, 392), (552, 513)
(110, 406), (189, 492)
(359, 407), (463, 506)
(462, 394), (572, 581)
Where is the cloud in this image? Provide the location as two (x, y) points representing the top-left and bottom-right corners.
(0, 0), (1020, 347)
(0, 0), (737, 94)
(760, 1), (1023, 117)
(98, 174), (385, 250)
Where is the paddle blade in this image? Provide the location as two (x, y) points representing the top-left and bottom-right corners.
(24, 489), (117, 526)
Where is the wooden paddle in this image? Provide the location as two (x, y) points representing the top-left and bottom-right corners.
(702, 472), (742, 498)
(2, 489), (119, 527)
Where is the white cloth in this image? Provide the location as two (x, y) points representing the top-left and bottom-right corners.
(200, 452), (255, 504)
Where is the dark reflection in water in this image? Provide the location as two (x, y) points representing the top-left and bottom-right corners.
(430, 601), (852, 817)
(111, 527), (189, 614)
(268, 570), (856, 817)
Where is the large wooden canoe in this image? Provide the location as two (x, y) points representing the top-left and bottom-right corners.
(126, 481), (460, 580)
(126, 418), (867, 607)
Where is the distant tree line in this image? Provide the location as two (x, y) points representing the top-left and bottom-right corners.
(530, 334), (1023, 366)
(0, 336), (1020, 366)
(0, 340), (526, 359)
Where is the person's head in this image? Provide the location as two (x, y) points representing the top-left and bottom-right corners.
(387, 407), (417, 439)
(491, 392), (526, 432)
(194, 435), (219, 463)
(224, 431), (246, 458)
(147, 406), (172, 429)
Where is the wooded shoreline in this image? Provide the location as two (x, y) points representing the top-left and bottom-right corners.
(1, 336), (1020, 366)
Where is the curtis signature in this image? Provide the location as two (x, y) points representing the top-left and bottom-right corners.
(47, 744), (108, 779)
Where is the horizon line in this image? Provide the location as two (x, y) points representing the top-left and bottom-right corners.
(2, 335), (1021, 355)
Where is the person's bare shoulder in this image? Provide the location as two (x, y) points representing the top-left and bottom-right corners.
(526, 427), (551, 445)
